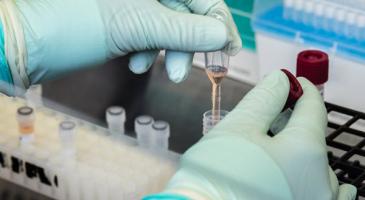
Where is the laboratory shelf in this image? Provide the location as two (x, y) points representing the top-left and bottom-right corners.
(326, 102), (365, 199)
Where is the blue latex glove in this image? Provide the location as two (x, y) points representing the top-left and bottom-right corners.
(144, 70), (357, 200)
(0, 0), (241, 92)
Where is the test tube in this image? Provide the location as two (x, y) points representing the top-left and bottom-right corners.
(324, 5), (336, 31)
(25, 84), (43, 108)
(151, 121), (170, 152)
(356, 15), (365, 41)
(17, 106), (35, 145)
(106, 106), (126, 136)
(345, 11), (357, 38)
(303, 0), (314, 25)
(292, 0), (305, 22)
(313, 3), (325, 29)
(205, 50), (229, 122)
(270, 51), (328, 135)
(283, 0), (295, 20)
(135, 115), (154, 148)
(334, 8), (346, 35)
(269, 69), (303, 135)
(59, 121), (76, 158)
(202, 110), (229, 135)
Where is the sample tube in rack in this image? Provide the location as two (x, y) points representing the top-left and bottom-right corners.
(59, 121), (77, 158)
(205, 50), (229, 124)
(203, 110), (229, 135)
(25, 84), (43, 108)
(135, 115), (154, 148)
(106, 106), (126, 136)
(17, 106), (35, 145)
(151, 121), (170, 151)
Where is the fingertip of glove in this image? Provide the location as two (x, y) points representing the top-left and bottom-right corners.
(261, 70), (290, 87)
(338, 184), (357, 200)
(128, 62), (149, 74)
(165, 51), (192, 83)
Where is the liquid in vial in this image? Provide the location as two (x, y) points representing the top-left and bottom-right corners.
(17, 107), (35, 137)
(206, 65), (228, 85)
(206, 65), (227, 119)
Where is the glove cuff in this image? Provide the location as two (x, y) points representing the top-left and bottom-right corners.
(0, 0), (29, 95)
(0, 15), (14, 95)
(142, 193), (192, 200)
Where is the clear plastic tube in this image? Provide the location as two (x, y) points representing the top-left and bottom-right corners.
(151, 121), (170, 152)
(59, 121), (76, 157)
(25, 84), (43, 108)
(205, 51), (229, 122)
(17, 106), (35, 145)
(202, 110), (229, 135)
(135, 115), (154, 148)
(106, 106), (126, 136)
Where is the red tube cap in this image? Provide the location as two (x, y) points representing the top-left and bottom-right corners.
(281, 69), (303, 110)
(296, 50), (329, 85)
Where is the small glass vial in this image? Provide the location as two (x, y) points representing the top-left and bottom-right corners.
(135, 115), (154, 148)
(106, 106), (126, 136)
(59, 121), (76, 158)
(202, 110), (229, 135)
(151, 121), (170, 152)
(17, 106), (35, 144)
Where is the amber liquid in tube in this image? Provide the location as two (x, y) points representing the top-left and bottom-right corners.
(206, 65), (228, 122)
(19, 125), (34, 135)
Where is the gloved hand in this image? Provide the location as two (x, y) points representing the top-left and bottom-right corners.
(144, 70), (357, 200)
(1, 0), (241, 91)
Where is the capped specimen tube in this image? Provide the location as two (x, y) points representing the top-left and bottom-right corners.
(106, 106), (126, 136)
(135, 115), (154, 148)
(59, 121), (76, 157)
(151, 121), (170, 151)
(17, 106), (35, 144)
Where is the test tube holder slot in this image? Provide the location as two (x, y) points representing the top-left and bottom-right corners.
(326, 102), (365, 200)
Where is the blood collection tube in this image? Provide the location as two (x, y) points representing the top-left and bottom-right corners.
(270, 69), (303, 135)
(296, 50), (329, 97)
(17, 106), (35, 144)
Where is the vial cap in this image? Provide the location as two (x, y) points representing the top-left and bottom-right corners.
(296, 50), (329, 85)
(281, 69), (303, 110)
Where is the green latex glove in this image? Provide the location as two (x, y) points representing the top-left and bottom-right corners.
(3, 0), (240, 90)
(147, 70), (357, 200)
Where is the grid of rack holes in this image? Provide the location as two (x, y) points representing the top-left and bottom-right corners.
(326, 102), (365, 199)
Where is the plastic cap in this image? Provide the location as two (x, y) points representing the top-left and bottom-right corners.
(281, 69), (303, 110)
(296, 50), (329, 85)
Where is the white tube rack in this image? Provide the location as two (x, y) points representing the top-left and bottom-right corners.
(0, 94), (179, 200)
